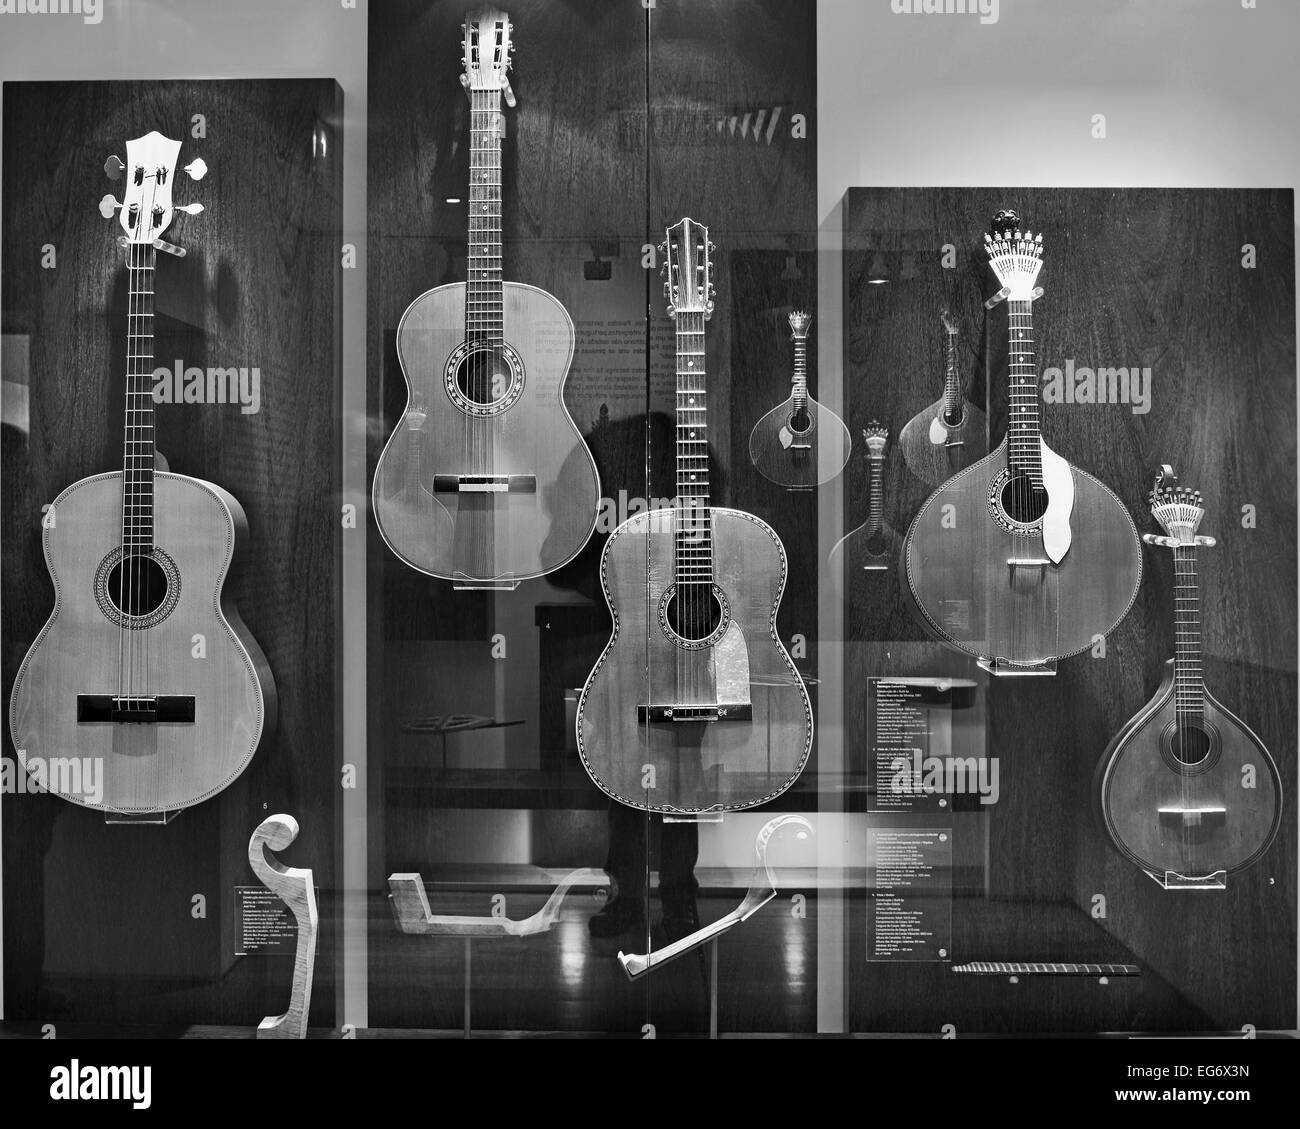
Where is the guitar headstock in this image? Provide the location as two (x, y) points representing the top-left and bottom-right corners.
(788, 310), (812, 338)
(984, 208), (1043, 302)
(863, 422), (889, 457)
(662, 217), (714, 319)
(99, 131), (206, 252)
(1149, 465), (1206, 544)
(462, 8), (516, 105)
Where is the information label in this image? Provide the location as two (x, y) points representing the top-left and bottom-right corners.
(233, 886), (300, 957)
(869, 678), (950, 812)
(866, 827), (952, 962)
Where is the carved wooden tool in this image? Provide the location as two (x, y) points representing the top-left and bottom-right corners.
(249, 814), (317, 1039)
(618, 814), (813, 979)
(388, 867), (607, 936)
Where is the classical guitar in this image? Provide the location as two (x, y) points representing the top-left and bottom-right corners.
(898, 310), (987, 486)
(576, 218), (813, 813)
(9, 131), (275, 817)
(1095, 467), (1281, 888)
(829, 423), (894, 578)
(747, 310), (850, 488)
(902, 211), (1142, 674)
(372, 8), (600, 588)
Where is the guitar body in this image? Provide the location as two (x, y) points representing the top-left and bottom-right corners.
(1097, 661), (1282, 882)
(373, 280), (600, 582)
(898, 396), (988, 486)
(577, 507), (813, 813)
(747, 394), (851, 488)
(9, 471), (274, 814)
(903, 438), (1142, 668)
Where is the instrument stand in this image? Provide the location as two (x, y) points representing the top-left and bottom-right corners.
(105, 808), (180, 825)
(977, 655), (1057, 677)
(248, 814), (318, 1040)
(1150, 869), (1227, 891)
(452, 579), (520, 592)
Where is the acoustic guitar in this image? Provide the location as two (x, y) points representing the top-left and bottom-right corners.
(371, 8), (600, 588)
(828, 423), (894, 580)
(1095, 467), (1281, 888)
(898, 310), (987, 486)
(902, 211), (1142, 674)
(8, 131), (275, 817)
(576, 218), (813, 813)
(747, 311), (850, 488)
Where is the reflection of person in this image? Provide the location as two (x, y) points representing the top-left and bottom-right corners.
(589, 801), (700, 943)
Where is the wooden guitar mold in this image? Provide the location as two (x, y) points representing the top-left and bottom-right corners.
(618, 814), (813, 979)
(249, 814), (318, 1040)
(388, 867), (608, 936)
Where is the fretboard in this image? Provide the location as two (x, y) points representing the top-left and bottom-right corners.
(792, 335), (808, 410)
(674, 311), (712, 587)
(867, 455), (885, 535)
(1173, 545), (1204, 720)
(1007, 300), (1042, 483)
(467, 87), (503, 344)
(124, 242), (158, 553)
(942, 328), (962, 422)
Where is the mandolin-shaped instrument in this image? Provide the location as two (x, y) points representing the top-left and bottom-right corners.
(371, 8), (600, 588)
(9, 131), (275, 817)
(898, 310), (987, 486)
(1095, 467), (1282, 889)
(829, 422), (895, 579)
(747, 310), (851, 488)
(901, 211), (1142, 674)
(576, 218), (813, 813)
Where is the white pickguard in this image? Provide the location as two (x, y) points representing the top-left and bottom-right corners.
(928, 415), (948, 445)
(1039, 438), (1074, 564)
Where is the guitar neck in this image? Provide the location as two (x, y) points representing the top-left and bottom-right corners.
(942, 327), (961, 421)
(1173, 545), (1204, 721)
(467, 86), (504, 345)
(867, 454), (885, 535)
(791, 333), (808, 409)
(125, 242), (158, 553)
(1006, 299), (1042, 483)
(675, 310), (712, 587)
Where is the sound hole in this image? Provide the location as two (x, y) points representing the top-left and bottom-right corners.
(666, 584), (723, 642)
(1170, 722), (1212, 767)
(999, 471), (1049, 525)
(455, 345), (513, 406)
(866, 532), (889, 558)
(789, 407), (812, 434)
(107, 554), (169, 618)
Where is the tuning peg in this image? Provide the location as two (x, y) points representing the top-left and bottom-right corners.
(99, 194), (122, 219)
(183, 157), (208, 181)
(175, 202), (205, 216)
(104, 155), (124, 180)
(502, 75), (516, 108)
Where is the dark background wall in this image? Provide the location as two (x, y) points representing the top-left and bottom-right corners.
(1, 79), (342, 1026)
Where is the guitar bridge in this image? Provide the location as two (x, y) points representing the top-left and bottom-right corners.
(638, 704), (753, 723)
(433, 474), (536, 494)
(77, 694), (196, 723)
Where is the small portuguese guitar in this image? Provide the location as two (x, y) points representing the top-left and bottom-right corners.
(902, 211), (1142, 674)
(747, 310), (851, 489)
(8, 131), (275, 817)
(576, 218), (813, 813)
(1095, 467), (1282, 889)
(371, 8), (600, 588)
